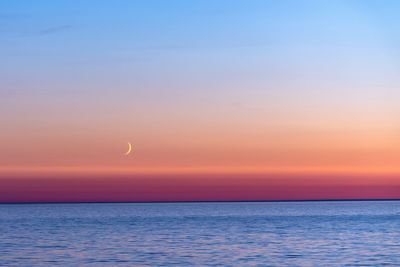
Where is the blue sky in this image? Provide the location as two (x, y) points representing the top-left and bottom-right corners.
(1, 0), (399, 92)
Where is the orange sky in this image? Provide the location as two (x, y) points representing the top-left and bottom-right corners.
(2, 102), (400, 202)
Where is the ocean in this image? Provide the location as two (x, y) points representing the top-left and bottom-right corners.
(1, 201), (400, 266)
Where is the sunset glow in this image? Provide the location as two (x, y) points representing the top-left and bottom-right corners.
(1, 0), (400, 202)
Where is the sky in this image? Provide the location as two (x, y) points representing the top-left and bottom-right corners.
(1, 0), (400, 202)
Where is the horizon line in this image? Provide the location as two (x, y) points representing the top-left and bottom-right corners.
(2, 198), (400, 205)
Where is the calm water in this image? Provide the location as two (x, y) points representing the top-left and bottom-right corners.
(1, 201), (400, 266)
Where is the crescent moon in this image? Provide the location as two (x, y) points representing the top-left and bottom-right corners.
(125, 142), (132, 155)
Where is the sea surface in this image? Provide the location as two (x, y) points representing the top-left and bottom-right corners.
(1, 201), (400, 266)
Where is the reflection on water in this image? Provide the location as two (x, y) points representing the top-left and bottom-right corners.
(1, 201), (400, 266)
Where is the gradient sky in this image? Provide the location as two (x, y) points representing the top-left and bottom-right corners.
(1, 0), (400, 202)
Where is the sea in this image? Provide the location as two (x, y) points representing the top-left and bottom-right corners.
(1, 201), (400, 266)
